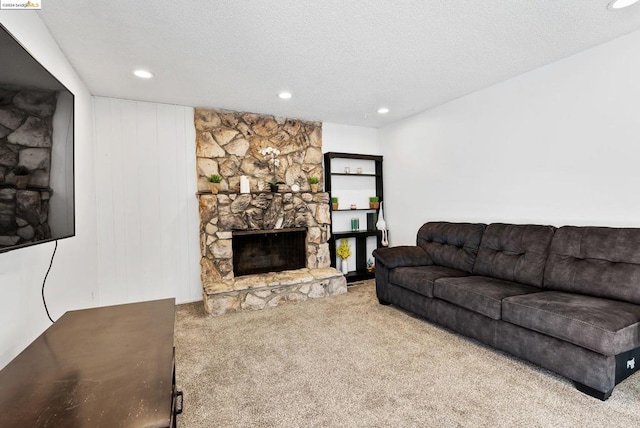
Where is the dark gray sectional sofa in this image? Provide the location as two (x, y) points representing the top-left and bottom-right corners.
(373, 222), (640, 400)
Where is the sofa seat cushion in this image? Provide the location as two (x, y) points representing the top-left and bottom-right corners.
(502, 291), (640, 356)
(390, 266), (471, 298)
(433, 276), (542, 320)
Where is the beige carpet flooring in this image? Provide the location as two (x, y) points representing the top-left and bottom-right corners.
(175, 281), (640, 427)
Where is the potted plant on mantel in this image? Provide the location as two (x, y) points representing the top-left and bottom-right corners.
(268, 180), (285, 192)
(369, 196), (379, 209)
(308, 176), (319, 193)
(207, 174), (222, 194)
(260, 146), (285, 192)
(331, 197), (339, 210)
(13, 165), (30, 189)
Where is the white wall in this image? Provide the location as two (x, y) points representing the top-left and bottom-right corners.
(93, 97), (201, 305)
(0, 12), (98, 368)
(379, 28), (640, 246)
(322, 122), (380, 155)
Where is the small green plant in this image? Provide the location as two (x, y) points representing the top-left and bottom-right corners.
(331, 197), (338, 203)
(336, 239), (351, 260)
(207, 174), (222, 183)
(369, 196), (379, 202)
(307, 176), (319, 184)
(13, 165), (30, 176)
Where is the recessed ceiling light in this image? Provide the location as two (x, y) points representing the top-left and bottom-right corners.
(608, 0), (640, 10)
(132, 69), (154, 79)
(377, 107), (389, 114)
(278, 91), (292, 99)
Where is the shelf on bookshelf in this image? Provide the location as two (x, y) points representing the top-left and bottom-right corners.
(344, 269), (375, 283)
(332, 208), (377, 212)
(330, 172), (378, 177)
(333, 230), (380, 238)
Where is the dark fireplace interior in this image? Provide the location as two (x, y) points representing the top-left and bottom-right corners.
(232, 228), (306, 277)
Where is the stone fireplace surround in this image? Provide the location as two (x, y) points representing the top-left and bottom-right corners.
(196, 109), (346, 316)
(199, 191), (346, 316)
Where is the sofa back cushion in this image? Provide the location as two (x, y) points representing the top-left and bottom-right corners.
(544, 226), (640, 304)
(473, 223), (556, 287)
(417, 222), (486, 273)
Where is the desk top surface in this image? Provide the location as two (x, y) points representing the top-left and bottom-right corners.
(0, 298), (176, 428)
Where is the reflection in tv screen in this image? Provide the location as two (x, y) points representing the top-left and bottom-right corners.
(0, 24), (75, 253)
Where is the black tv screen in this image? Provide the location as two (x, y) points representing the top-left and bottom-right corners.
(0, 24), (75, 253)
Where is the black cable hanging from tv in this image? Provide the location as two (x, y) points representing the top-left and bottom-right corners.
(42, 240), (58, 323)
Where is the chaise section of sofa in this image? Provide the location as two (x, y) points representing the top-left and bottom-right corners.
(501, 226), (640, 398)
(373, 221), (640, 400)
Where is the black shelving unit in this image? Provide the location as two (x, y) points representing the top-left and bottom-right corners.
(324, 152), (384, 283)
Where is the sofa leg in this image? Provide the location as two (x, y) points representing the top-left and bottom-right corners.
(378, 298), (391, 306)
(574, 382), (613, 401)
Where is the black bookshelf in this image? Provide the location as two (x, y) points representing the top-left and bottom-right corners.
(324, 152), (384, 283)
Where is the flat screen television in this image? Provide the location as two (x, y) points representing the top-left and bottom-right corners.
(0, 23), (75, 253)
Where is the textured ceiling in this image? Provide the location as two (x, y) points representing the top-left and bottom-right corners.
(36, 0), (640, 127)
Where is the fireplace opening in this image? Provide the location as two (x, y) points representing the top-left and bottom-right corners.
(232, 228), (306, 277)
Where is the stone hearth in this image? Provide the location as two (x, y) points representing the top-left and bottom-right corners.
(203, 267), (346, 316)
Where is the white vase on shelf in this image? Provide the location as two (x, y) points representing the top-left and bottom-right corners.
(341, 259), (349, 274)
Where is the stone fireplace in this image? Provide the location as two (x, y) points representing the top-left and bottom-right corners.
(195, 109), (346, 316)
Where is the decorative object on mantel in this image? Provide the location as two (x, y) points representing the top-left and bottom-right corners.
(344, 167), (350, 174)
(357, 167), (363, 174)
(240, 175), (250, 194)
(350, 204), (357, 210)
(331, 197), (338, 210)
(260, 146), (285, 192)
(206, 174), (222, 194)
(308, 176), (319, 192)
(376, 201), (389, 246)
(369, 196), (379, 209)
(12, 165), (30, 189)
(336, 239), (351, 274)
(268, 181), (284, 192)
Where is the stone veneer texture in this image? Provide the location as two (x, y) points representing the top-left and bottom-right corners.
(0, 85), (55, 247)
(194, 108), (324, 193)
(195, 108), (343, 316)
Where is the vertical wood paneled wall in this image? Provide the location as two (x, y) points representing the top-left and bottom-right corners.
(93, 97), (201, 305)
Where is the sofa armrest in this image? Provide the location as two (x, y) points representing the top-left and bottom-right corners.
(373, 246), (432, 269)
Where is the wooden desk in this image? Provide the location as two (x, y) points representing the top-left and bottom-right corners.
(0, 298), (179, 427)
